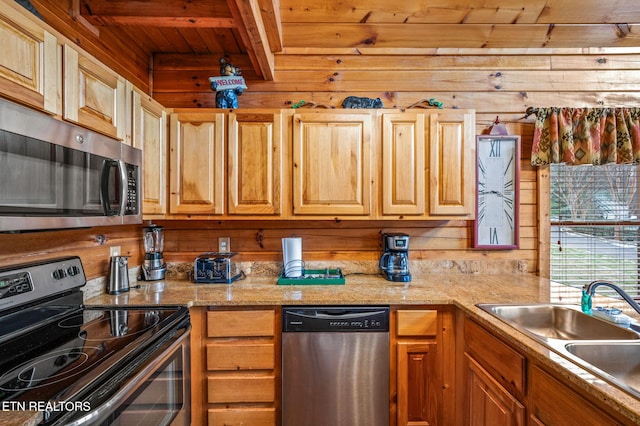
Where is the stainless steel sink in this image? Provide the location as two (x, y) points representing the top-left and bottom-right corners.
(477, 303), (640, 399)
(565, 342), (640, 397)
(478, 303), (640, 341)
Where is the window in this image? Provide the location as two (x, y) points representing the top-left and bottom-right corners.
(550, 163), (640, 297)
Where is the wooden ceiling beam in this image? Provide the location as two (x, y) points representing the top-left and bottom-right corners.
(80, 0), (235, 27)
(83, 16), (235, 28)
(257, 0), (283, 52)
(226, 0), (275, 80)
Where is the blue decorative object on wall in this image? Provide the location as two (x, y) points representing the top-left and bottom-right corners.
(209, 58), (245, 109)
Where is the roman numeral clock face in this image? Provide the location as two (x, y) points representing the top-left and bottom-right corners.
(474, 135), (520, 249)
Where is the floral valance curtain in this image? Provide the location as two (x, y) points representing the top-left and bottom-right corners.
(531, 107), (640, 166)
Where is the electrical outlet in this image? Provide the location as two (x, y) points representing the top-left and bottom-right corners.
(110, 246), (121, 257)
(218, 237), (230, 253)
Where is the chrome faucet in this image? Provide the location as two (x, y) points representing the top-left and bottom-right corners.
(582, 280), (640, 316)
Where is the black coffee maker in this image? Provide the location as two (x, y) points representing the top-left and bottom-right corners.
(379, 233), (411, 282)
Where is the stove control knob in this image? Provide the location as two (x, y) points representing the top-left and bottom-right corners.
(52, 268), (67, 280)
(54, 354), (68, 367)
(67, 265), (80, 276)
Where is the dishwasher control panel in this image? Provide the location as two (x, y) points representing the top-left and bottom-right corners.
(282, 306), (390, 332)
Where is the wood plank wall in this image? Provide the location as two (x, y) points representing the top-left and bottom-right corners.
(2, 49), (639, 277)
(0, 226), (142, 280)
(151, 49), (640, 274)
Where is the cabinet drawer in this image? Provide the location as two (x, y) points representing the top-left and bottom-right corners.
(529, 365), (623, 425)
(208, 375), (275, 403)
(464, 318), (526, 397)
(207, 310), (275, 337)
(208, 407), (276, 426)
(396, 310), (438, 337)
(207, 342), (274, 371)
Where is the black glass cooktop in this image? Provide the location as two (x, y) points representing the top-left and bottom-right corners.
(0, 294), (186, 405)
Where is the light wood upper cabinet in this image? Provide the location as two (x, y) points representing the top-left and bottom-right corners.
(381, 112), (426, 216)
(0, 1), (59, 114)
(132, 89), (167, 215)
(381, 110), (475, 219)
(157, 108), (475, 220)
(63, 44), (127, 140)
(429, 111), (475, 216)
(228, 111), (284, 216)
(169, 112), (225, 215)
(292, 111), (373, 216)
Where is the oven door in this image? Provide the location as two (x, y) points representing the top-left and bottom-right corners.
(57, 324), (190, 426)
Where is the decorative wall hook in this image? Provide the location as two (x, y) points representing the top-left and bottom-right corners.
(488, 116), (509, 135)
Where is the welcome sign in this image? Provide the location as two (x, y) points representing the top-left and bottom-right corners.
(209, 76), (247, 91)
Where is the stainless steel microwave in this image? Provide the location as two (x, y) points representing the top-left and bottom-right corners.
(0, 98), (142, 232)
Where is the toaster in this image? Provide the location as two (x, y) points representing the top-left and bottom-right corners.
(194, 252), (244, 284)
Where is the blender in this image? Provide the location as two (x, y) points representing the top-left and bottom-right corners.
(141, 224), (166, 280)
(379, 233), (411, 282)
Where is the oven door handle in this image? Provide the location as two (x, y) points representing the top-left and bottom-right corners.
(59, 328), (189, 426)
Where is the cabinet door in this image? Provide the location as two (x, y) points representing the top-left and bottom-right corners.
(132, 90), (167, 215)
(429, 111), (475, 216)
(63, 44), (127, 140)
(529, 364), (627, 426)
(397, 341), (440, 426)
(0, 1), (58, 114)
(465, 354), (525, 426)
(169, 112), (225, 215)
(381, 112), (426, 216)
(292, 112), (372, 216)
(228, 111), (283, 215)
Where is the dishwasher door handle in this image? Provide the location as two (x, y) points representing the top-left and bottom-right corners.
(314, 310), (388, 319)
(285, 309), (387, 320)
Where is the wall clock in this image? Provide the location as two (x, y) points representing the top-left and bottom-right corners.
(474, 135), (520, 249)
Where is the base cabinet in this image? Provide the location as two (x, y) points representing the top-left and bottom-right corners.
(463, 318), (527, 426)
(463, 317), (637, 426)
(529, 364), (631, 426)
(392, 307), (455, 426)
(465, 354), (525, 426)
(190, 308), (278, 426)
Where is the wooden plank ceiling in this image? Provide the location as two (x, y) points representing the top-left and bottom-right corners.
(23, 0), (640, 92)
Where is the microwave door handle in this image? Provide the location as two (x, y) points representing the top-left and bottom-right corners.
(100, 160), (127, 215)
(100, 159), (115, 215)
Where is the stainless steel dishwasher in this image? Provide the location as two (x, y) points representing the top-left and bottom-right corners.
(282, 306), (390, 426)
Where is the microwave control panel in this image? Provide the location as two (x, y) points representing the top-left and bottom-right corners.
(125, 164), (139, 215)
(0, 271), (33, 299)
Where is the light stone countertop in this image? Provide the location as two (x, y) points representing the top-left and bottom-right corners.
(5, 269), (633, 425)
(85, 271), (550, 308)
(85, 271), (640, 424)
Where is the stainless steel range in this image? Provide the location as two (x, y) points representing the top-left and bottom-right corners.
(0, 257), (190, 425)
